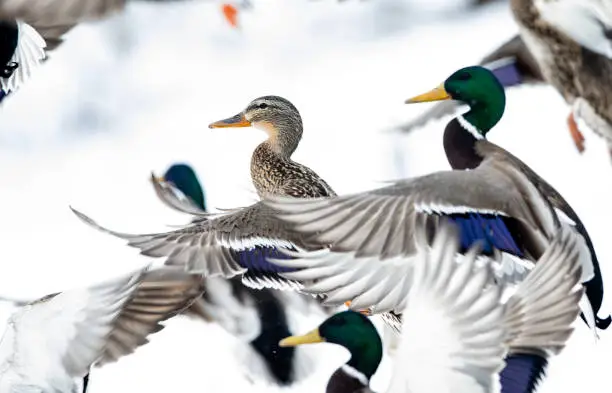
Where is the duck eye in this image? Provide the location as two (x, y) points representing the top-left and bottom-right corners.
(258, 103), (268, 109)
(457, 73), (471, 81)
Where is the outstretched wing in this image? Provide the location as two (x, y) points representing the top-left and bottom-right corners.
(96, 267), (205, 366)
(386, 224), (505, 393)
(70, 204), (313, 291)
(2, 266), (149, 381)
(500, 226), (584, 393)
(264, 157), (556, 311)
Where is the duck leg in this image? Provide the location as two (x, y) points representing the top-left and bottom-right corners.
(568, 111), (586, 153)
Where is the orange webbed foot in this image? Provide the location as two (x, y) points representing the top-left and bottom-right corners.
(568, 112), (586, 153)
(222, 3), (239, 28)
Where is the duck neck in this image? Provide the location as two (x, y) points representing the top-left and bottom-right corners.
(344, 341), (382, 382)
(443, 101), (503, 170)
(264, 117), (303, 159)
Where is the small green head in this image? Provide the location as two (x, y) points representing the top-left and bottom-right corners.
(160, 163), (206, 211)
(279, 310), (383, 379)
(405, 65), (506, 135)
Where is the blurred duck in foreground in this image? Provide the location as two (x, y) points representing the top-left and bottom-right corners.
(263, 65), (609, 333)
(280, 223), (584, 393)
(150, 162), (326, 385)
(0, 265), (204, 392)
(0, 0), (244, 99)
(396, 0), (612, 159)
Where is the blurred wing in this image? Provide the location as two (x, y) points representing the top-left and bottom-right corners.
(536, 0), (612, 59)
(150, 174), (209, 217)
(96, 267), (205, 367)
(4, 266), (148, 380)
(0, 21), (46, 93)
(394, 35), (544, 134)
(386, 224), (505, 393)
(0, 0), (126, 51)
(500, 226), (584, 393)
(70, 204), (308, 291)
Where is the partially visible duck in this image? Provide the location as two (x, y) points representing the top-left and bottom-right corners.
(152, 162), (325, 385)
(0, 265), (204, 392)
(397, 0), (612, 158)
(280, 223), (583, 393)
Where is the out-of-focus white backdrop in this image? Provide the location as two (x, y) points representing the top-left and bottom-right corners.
(0, 0), (609, 391)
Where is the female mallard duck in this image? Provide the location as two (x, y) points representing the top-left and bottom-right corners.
(263, 66), (609, 332)
(0, 265), (204, 392)
(150, 162), (324, 385)
(71, 95), (337, 292)
(280, 223), (583, 393)
(399, 0), (612, 157)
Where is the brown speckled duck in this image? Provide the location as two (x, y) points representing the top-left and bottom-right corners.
(70, 95), (337, 291)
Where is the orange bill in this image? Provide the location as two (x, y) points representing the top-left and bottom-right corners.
(208, 112), (251, 128)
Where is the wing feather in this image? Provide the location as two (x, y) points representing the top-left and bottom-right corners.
(386, 224), (505, 393)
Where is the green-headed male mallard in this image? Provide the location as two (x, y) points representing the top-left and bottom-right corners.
(280, 223), (583, 393)
(263, 66), (609, 333)
(150, 162), (324, 386)
(0, 265), (204, 393)
(397, 0), (612, 158)
(280, 310), (382, 393)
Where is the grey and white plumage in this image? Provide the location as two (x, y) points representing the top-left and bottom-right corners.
(386, 223), (583, 393)
(0, 265), (204, 392)
(261, 139), (598, 330)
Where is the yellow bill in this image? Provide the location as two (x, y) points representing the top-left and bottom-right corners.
(405, 83), (451, 104)
(279, 328), (324, 347)
(208, 112), (252, 128)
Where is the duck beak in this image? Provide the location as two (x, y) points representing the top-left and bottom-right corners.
(208, 112), (251, 128)
(279, 328), (324, 347)
(405, 83), (451, 104)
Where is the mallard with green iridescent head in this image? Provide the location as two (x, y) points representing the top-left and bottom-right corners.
(280, 310), (383, 393)
(264, 65), (609, 333)
(397, 0), (612, 159)
(280, 223), (584, 393)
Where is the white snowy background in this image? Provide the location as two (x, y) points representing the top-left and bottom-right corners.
(0, 0), (609, 391)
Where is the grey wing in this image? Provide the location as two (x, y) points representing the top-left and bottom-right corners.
(504, 226), (584, 355)
(70, 203), (311, 290)
(95, 267), (205, 367)
(150, 173), (209, 216)
(394, 34), (545, 134)
(265, 158), (554, 259)
(0, 0), (126, 51)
